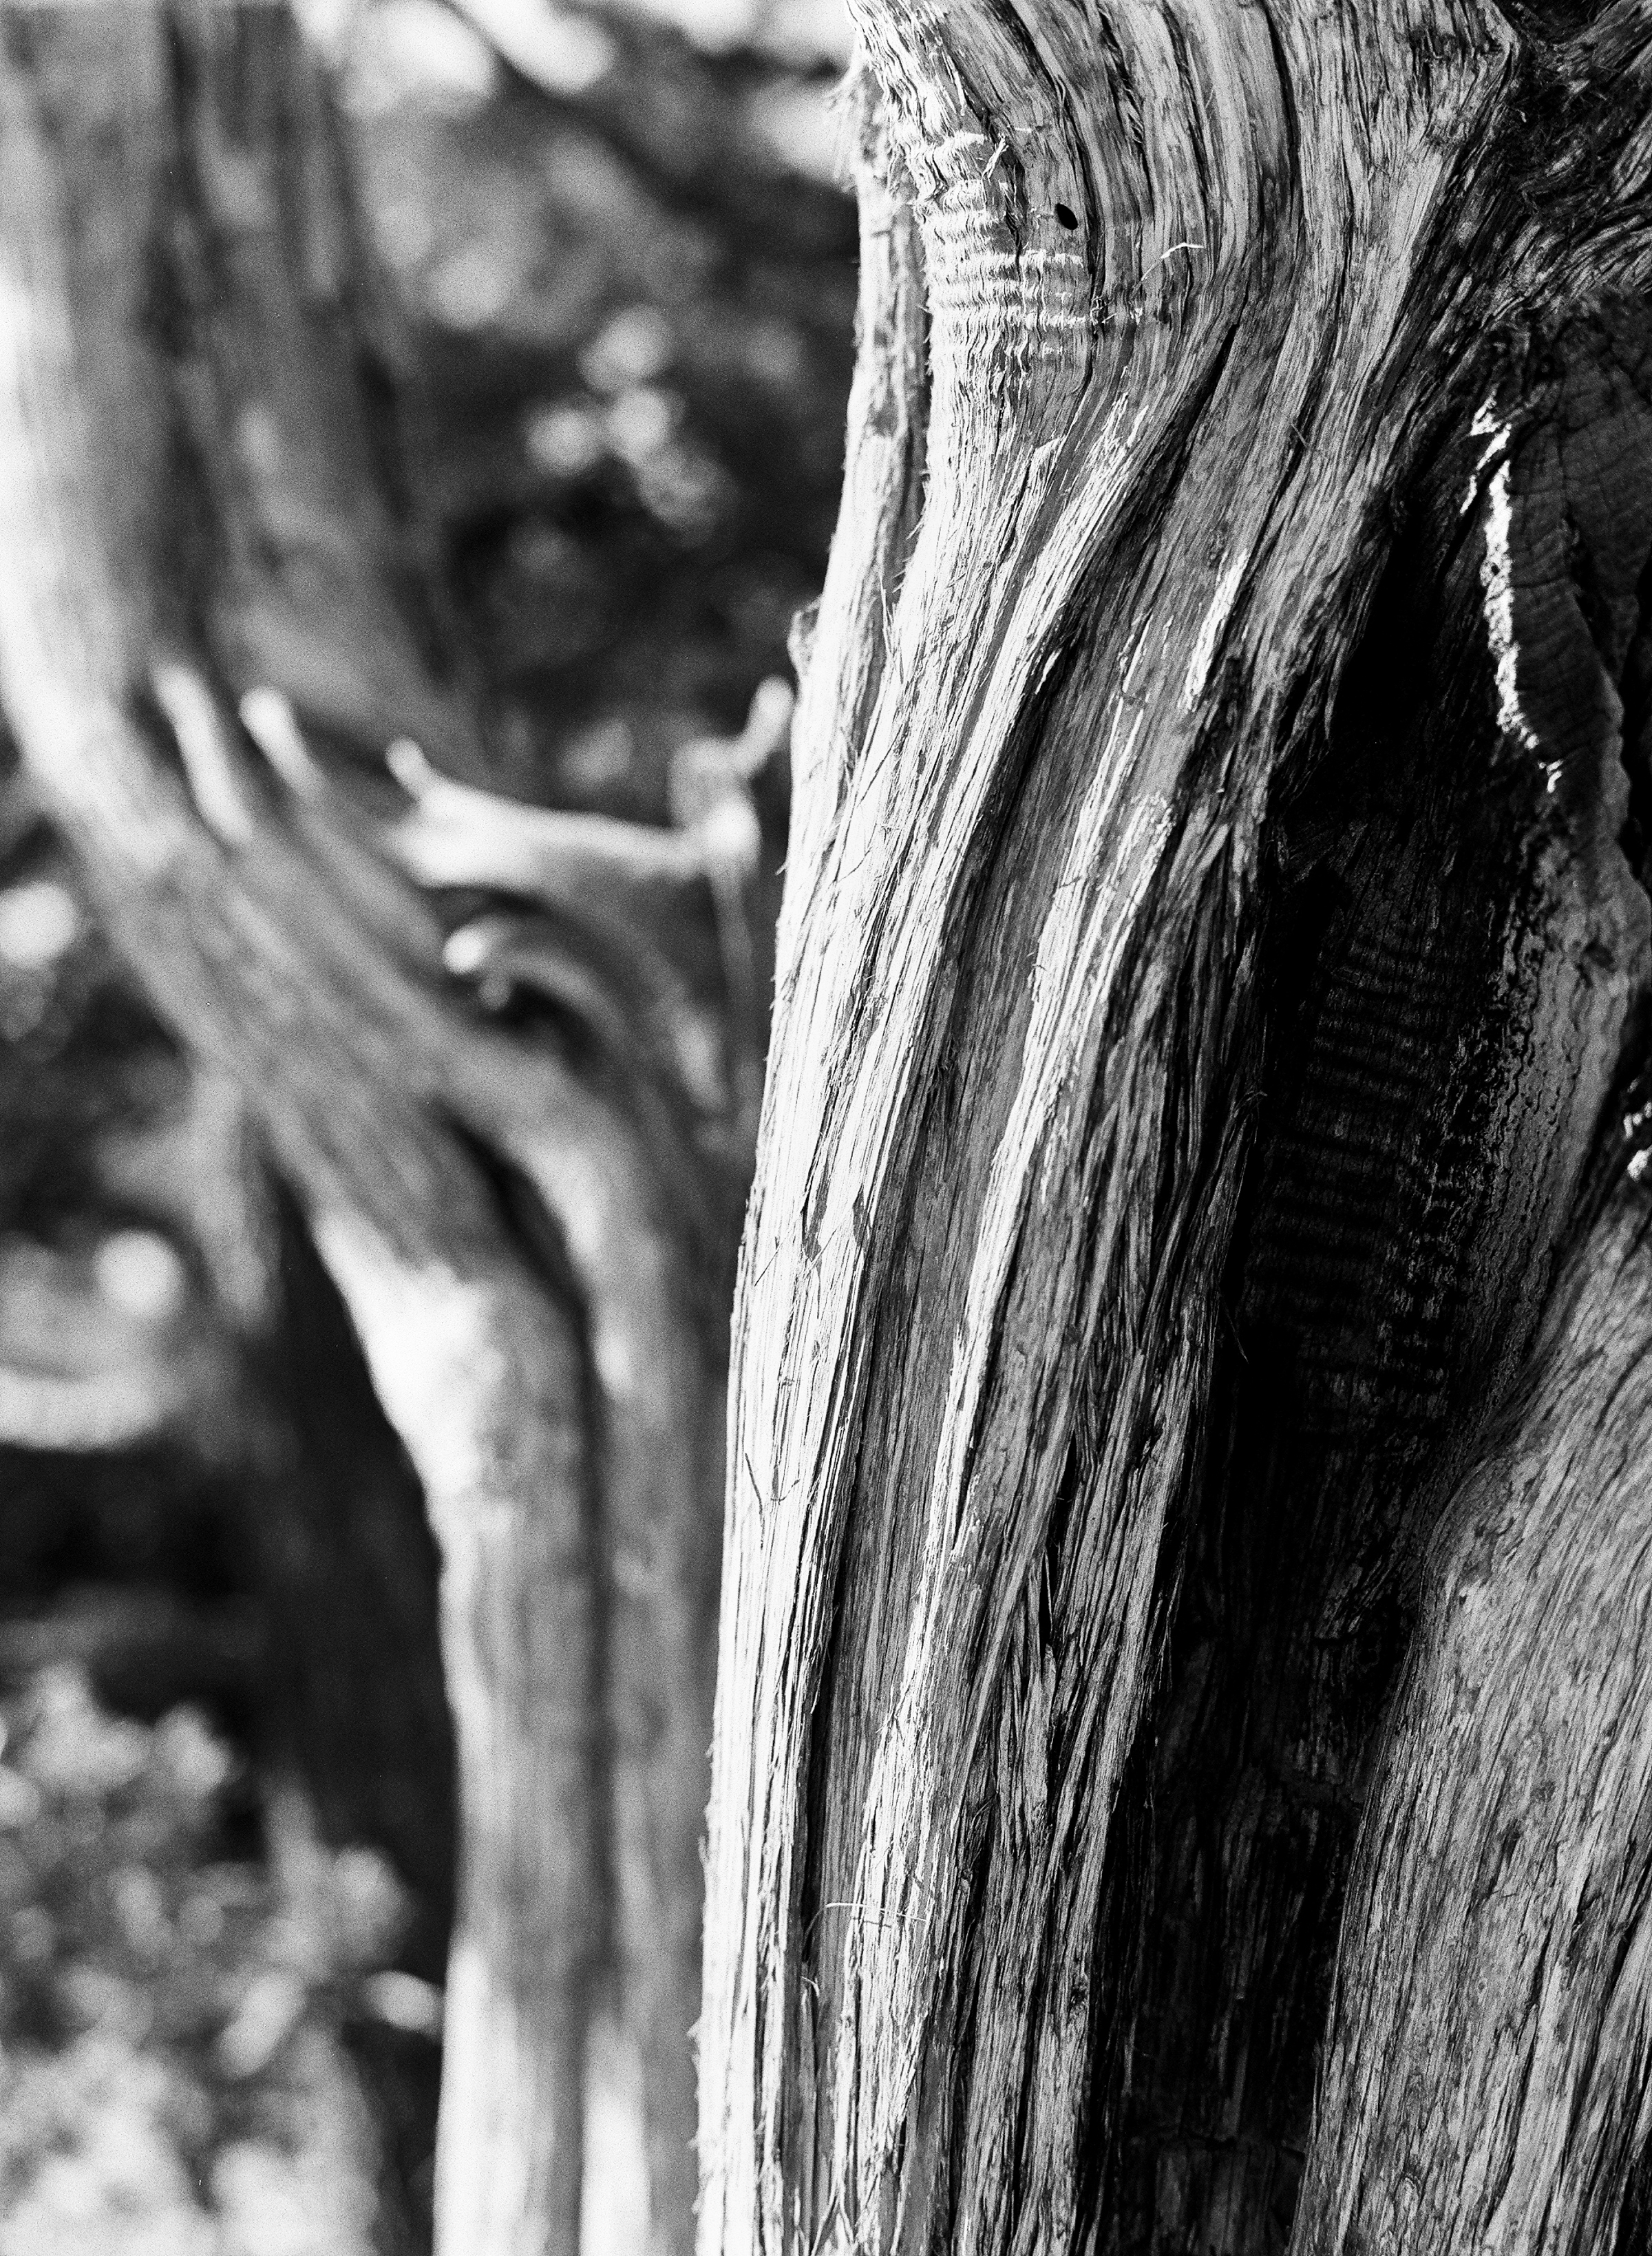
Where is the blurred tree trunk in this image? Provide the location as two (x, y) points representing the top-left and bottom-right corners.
(0, 7), (751, 2253)
(701, 8), (1652, 2254)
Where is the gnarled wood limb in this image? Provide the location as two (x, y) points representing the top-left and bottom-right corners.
(701, 6), (1652, 2253)
(0, 8), (742, 2250)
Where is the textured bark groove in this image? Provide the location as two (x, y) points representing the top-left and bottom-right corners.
(703, 7), (1652, 2254)
(1275, 304), (1652, 2255)
(1108, 297), (1652, 2251)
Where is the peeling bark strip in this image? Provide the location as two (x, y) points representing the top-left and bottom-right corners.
(703, 7), (1652, 2253)
(0, 9), (729, 2253)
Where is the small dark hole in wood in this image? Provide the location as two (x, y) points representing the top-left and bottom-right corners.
(1054, 202), (1079, 231)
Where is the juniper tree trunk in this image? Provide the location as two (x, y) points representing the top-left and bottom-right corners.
(701, 7), (1652, 2252)
(0, 8), (743, 2253)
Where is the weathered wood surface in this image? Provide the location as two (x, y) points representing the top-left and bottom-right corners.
(0, 7), (752, 2251)
(702, 4), (1652, 2251)
(1291, 1168), (1652, 2250)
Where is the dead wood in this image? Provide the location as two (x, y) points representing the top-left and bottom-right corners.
(701, 8), (1652, 2253)
(0, 6), (758, 2250)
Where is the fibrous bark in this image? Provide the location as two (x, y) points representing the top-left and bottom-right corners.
(702, 6), (1652, 2252)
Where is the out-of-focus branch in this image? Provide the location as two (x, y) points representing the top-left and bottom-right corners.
(385, 673), (790, 1149)
(0, 8), (749, 2250)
